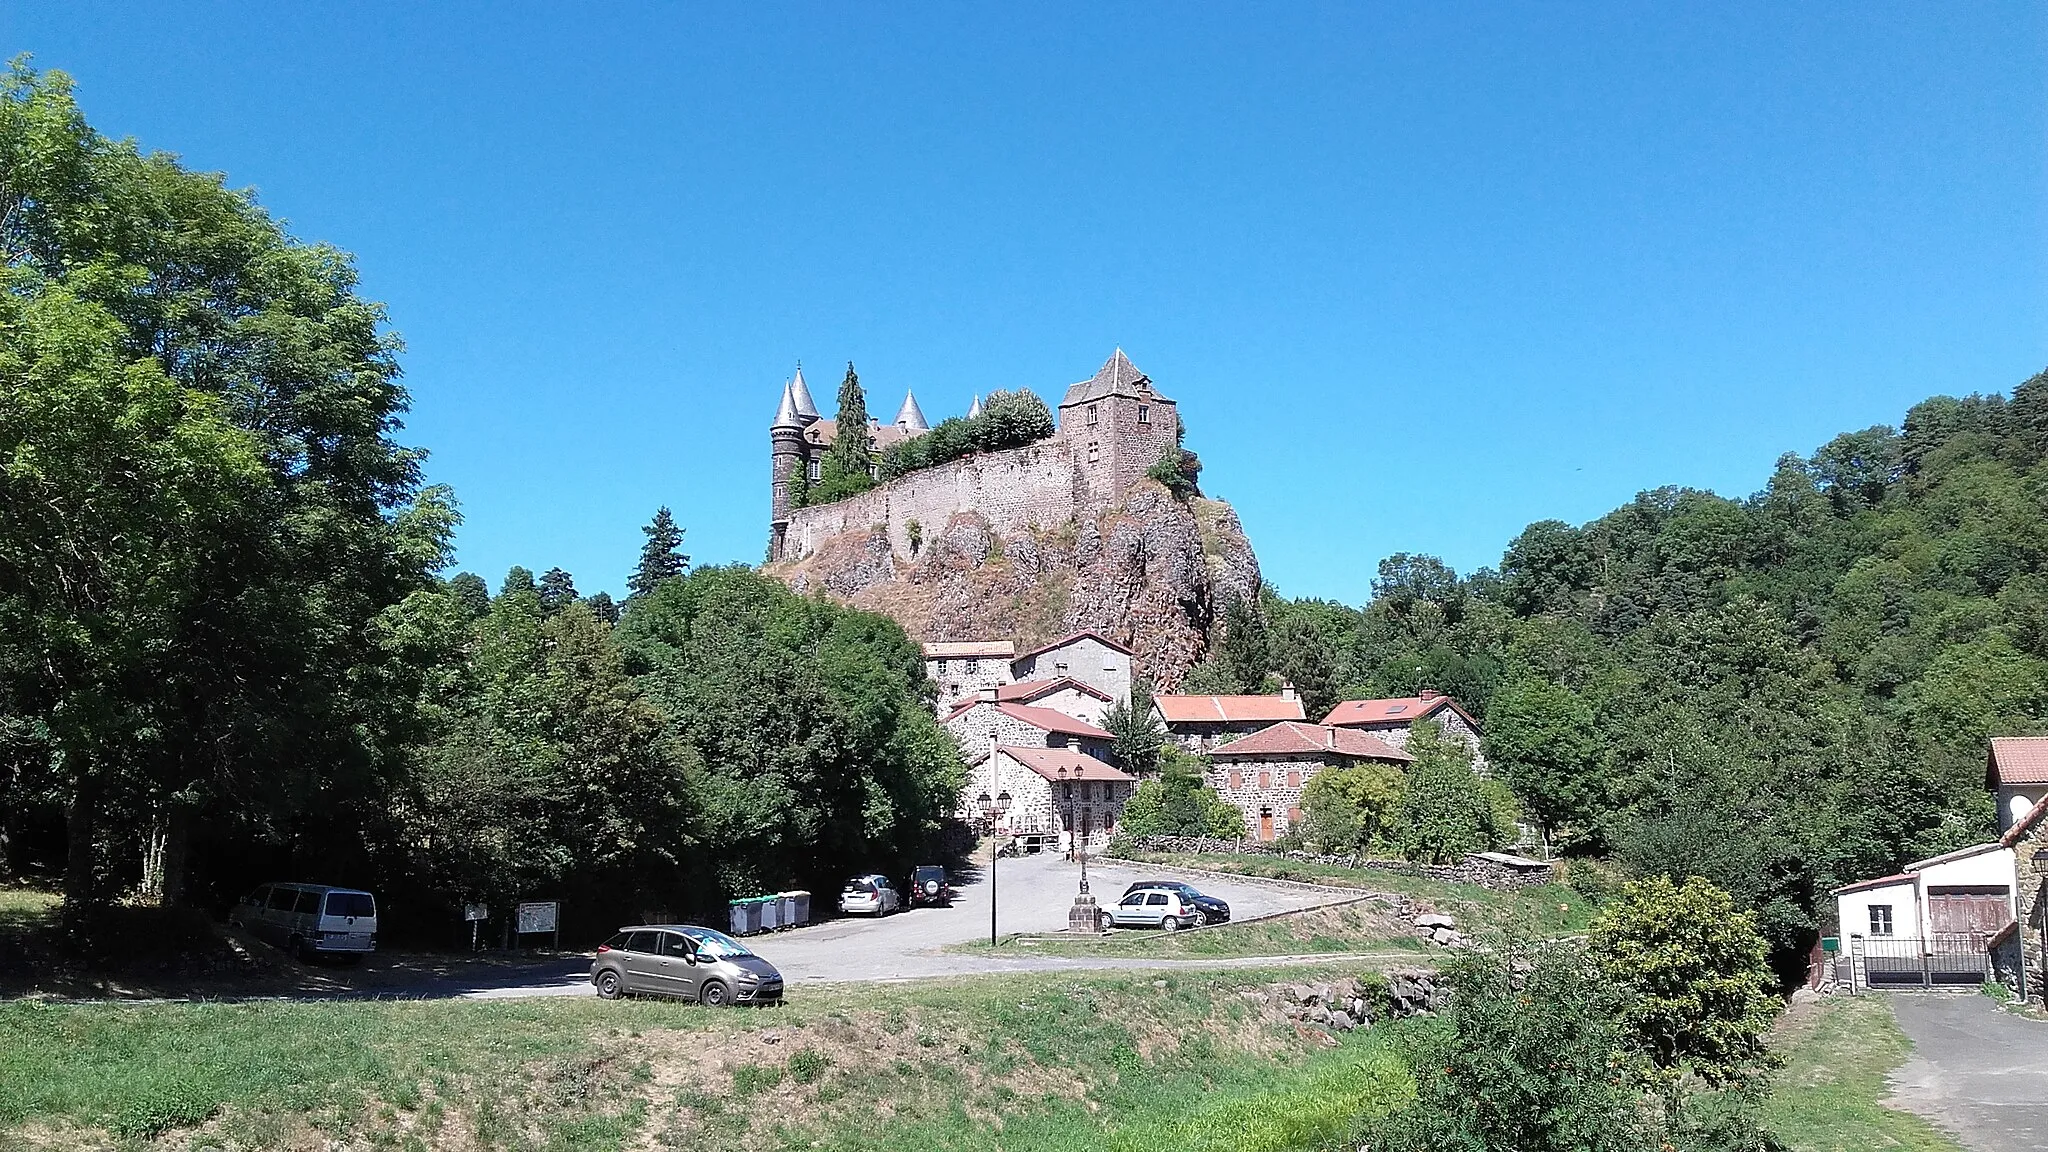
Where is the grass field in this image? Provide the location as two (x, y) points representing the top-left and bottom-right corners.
(962, 898), (1437, 960)
(0, 964), (1415, 1151)
(1762, 995), (1963, 1152)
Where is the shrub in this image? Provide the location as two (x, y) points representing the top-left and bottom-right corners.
(875, 389), (1055, 483)
(1147, 444), (1203, 497)
(1298, 763), (1404, 854)
(787, 1049), (830, 1084)
(1393, 721), (1492, 863)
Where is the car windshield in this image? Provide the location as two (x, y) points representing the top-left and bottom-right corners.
(680, 928), (753, 959)
(915, 867), (943, 880)
(844, 880), (875, 894)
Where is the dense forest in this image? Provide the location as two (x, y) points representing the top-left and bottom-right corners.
(1200, 375), (2048, 962)
(5, 62), (2046, 969)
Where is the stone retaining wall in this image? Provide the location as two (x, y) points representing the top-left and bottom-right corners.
(1112, 835), (1556, 891)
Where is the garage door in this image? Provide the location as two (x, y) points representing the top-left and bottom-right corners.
(1928, 886), (2012, 937)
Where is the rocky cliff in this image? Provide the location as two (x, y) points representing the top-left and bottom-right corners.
(768, 480), (1260, 689)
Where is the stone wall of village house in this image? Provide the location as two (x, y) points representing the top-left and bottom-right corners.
(1363, 710), (1488, 772)
(941, 703), (1113, 765)
(2017, 832), (2048, 1003)
(957, 752), (1131, 850)
(1013, 685), (1113, 727)
(1204, 754), (1333, 840)
(927, 655), (1014, 705)
(1154, 715), (1279, 752)
(1013, 635), (1132, 706)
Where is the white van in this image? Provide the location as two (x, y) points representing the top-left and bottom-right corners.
(230, 883), (378, 963)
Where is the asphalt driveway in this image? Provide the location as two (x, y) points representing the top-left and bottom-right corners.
(1888, 993), (2048, 1152)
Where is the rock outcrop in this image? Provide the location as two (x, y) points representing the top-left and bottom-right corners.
(768, 480), (1260, 688)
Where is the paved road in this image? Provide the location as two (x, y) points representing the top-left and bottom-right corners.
(463, 853), (1357, 999)
(1888, 993), (2048, 1152)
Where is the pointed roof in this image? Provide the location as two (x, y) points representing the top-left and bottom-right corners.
(1208, 722), (1412, 762)
(968, 394), (982, 419)
(788, 364), (820, 419)
(894, 390), (929, 432)
(771, 379), (803, 429)
(1062, 348), (1172, 408)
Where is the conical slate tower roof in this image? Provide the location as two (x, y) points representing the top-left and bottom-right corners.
(788, 364), (820, 419)
(894, 390), (929, 432)
(771, 379), (803, 429)
(967, 393), (982, 419)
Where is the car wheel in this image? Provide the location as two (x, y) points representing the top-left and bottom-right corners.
(1161, 916), (1181, 932)
(596, 969), (623, 999)
(700, 979), (731, 1007)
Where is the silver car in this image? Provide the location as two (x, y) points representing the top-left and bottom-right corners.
(838, 874), (901, 916)
(590, 924), (783, 1006)
(229, 882), (378, 962)
(1108, 886), (1202, 931)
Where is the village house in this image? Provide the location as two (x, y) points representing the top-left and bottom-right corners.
(923, 631), (1134, 720)
(1833, 840), (2019, 989)
(940, 696), (1116, 767)
(1988, 736), (2048, 832)
(1322, 690), (1487, 771)
(1204, 722), (1410, 843)
(2000, 793), (2048, 1003)
(962, 745), (1136, 853)
(1151, 690), (1306, 752)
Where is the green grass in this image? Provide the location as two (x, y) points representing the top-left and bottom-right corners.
(0, 964), (1413, 1151)
(1763, 996), (1964, 1152)
(0, 886), (61, 932)
(1116, 849), (1597, 937)
(961, 898), (1435, 959)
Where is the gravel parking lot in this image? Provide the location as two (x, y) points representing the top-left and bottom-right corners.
(462, 851), (1358, 998)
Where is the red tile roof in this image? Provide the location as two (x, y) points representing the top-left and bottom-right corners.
(1322, 694), (1477, 730)
(942, 699), (1113, 740)
(924, 640), (1016, 659)
(998, 678), (1111, 704)
(1988, 737), (2048, 786)
(999, 746), (1135, 783)
(1153, 694), (1306, 724)
(1831, 871), (1916, 895)
(1208, 722), (1412, 762)
(1014, 630), (1135, 660)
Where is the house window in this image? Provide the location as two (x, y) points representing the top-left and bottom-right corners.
(935, 659), (948, 673)
(1869, 905), (1894, 936)
(1088, 443), (1100, 462)
(1227, 769), (1241, 790)
(1088, 404), (1099, 426)
(807, 459), (821, 482)
(1055, 661), (1068, 672)
(1286, 770), (1300, 789)
(964, 659), (978, 674)
(1258, 770), (1271, 789)
(1137, 405), (1150, 425)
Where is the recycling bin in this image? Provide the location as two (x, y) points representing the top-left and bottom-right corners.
(728, 900), (748, 936)
(776, 891), (797, 927)
(784, 890), (811, 927)
(757, 894), (782, 931)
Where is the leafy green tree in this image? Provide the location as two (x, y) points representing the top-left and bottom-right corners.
(628, 507), (689, 598)
(1215, 593), (1272, 693)
(584, 591), (620, 626)
(1118, 748), (1239, 838)
(1103, 680), (1164, 774)
(1586, 876), (1781, 1089)
(1297, 763), (1403, 854)
(1371, 942), (1661, 1152)
(1484, 678), (1604, 840)
(537, 567), (579, 615)
(447, 572), (492, 620)
(500, 566), (537, 597)
(1395, 721), (1492, 862)
(1273, 613), (1341, 719)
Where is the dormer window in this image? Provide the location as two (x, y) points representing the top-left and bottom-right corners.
(1137, 405), (1150, 425)
(964, 658), (978, 674)
(1087, 404), (1099, 426)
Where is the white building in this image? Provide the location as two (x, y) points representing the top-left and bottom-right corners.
(1988, 736), (2048, 833)
(924, 631), (1135, 715)
(1833, 841), (2018, 988)
(965, 745), (1136, 852)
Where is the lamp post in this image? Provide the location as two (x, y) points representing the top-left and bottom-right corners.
(978, 789), (1010, 946)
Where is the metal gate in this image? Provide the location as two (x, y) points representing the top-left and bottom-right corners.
(1858, 933), (1992, 988)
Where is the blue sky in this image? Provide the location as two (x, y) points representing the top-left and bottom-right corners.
(14, 4), (2046, 604)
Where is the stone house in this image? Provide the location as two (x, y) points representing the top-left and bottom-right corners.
(1151, 690), (1306, 752)
(1988, 736), (2048, 833)
(940, 697), (1116, 769)
(1322, 690), (1487, 772)
(1009, 631), (1133, 707)
(1204, 722), (1410, 842)
(962, 745), (1136, 852)
(924, 641), (1017, 703)
(982, 677), (1115, 727)
(2001, 795), (2048, 1002)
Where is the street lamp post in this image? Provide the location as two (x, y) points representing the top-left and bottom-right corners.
(978, 789), (1010, 946)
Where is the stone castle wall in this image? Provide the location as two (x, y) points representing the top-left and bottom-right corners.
(781, 433), (1122, 563)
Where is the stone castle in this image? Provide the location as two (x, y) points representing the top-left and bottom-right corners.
(767, 350), (1180, 563)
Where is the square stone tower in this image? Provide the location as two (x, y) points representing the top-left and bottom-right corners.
(1056, 349), (1179, 499)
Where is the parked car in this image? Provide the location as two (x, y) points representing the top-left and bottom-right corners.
(1108, 886), (1204, 930)
(906, 865), (953, 907)
(839, 874), (901, 916)
(591, 924), (783, 1005)
(1120, 880), (1230, 924)
(229, 882), (379, 963)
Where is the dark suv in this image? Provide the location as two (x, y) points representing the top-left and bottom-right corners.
(1121, 880), (1229, 924)
(907, 865), (953, 907)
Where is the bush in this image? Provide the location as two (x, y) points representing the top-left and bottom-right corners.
(875, 390), (1054, 482)
(1394, 721), (1494, 863)
(1147, 444), (1203, 497)
(1120, 748), (1240, 838)
(1298, 764), (1403, 854)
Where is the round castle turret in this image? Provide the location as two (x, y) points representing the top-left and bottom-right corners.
(768, 374), (810, 560)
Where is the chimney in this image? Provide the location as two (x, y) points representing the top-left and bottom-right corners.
(1419, 688), (1440, 701)
(1280, 680), (1297, 703)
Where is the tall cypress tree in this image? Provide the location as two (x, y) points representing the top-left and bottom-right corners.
(826, 362), (874, 481)
(629, 507), (689, 599)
